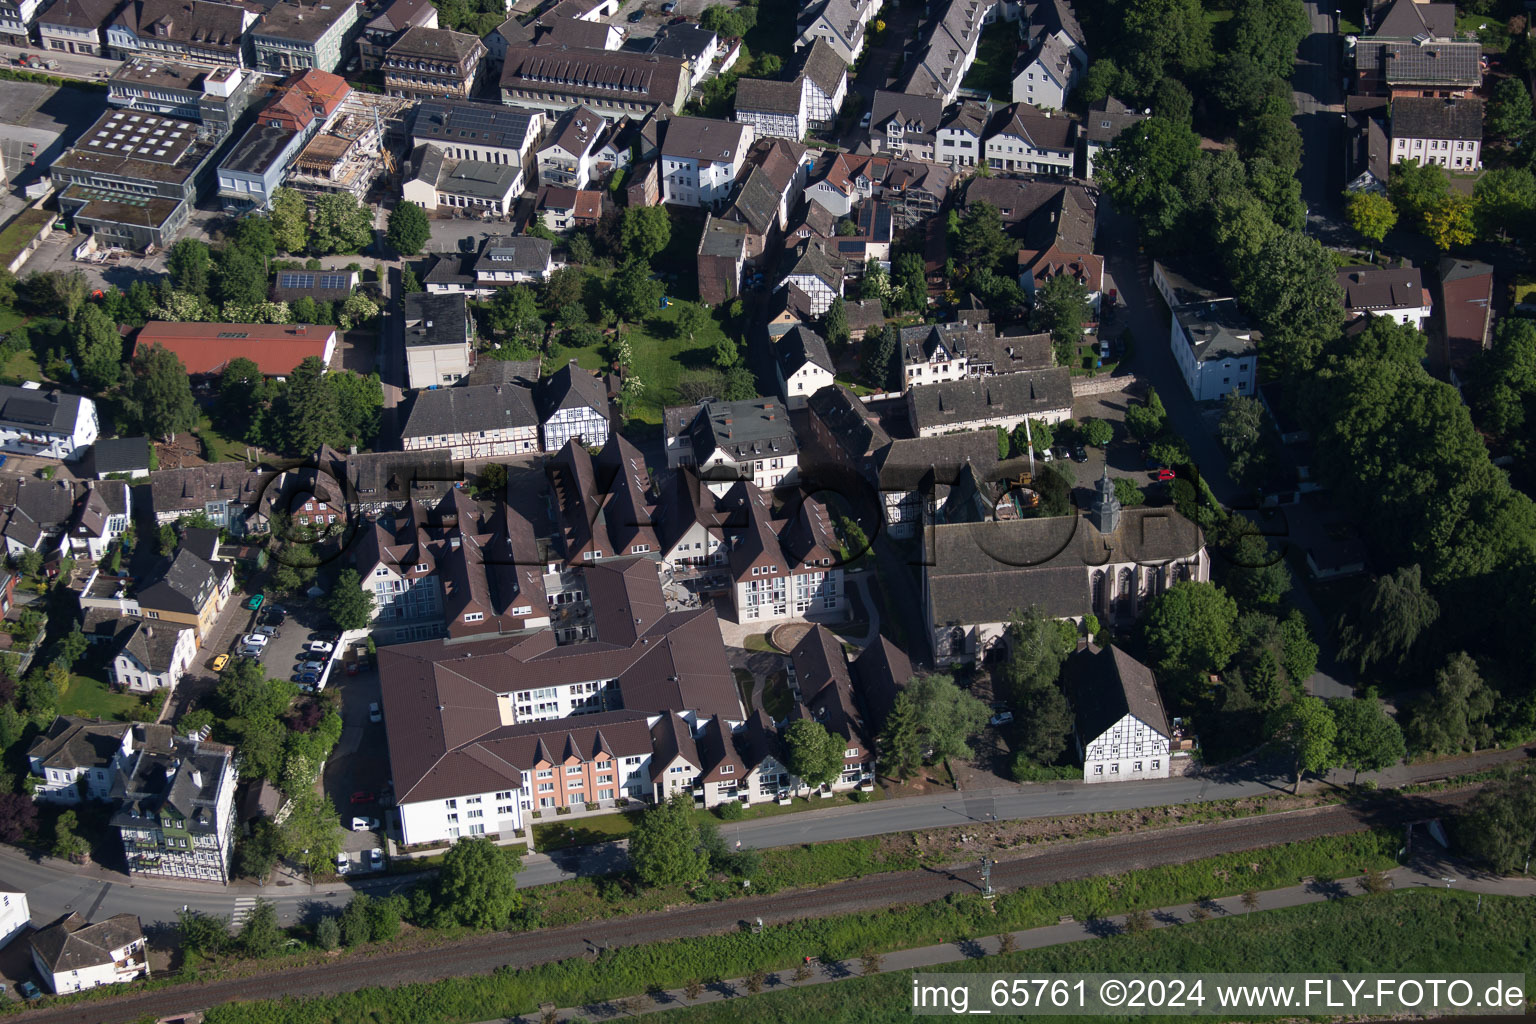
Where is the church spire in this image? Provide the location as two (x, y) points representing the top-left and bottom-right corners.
(1090, 465), (1120, 534)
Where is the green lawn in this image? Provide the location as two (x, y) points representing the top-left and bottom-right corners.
(194, 415), (246, 463)
(58, 674), (142, 721)
(960, 19), (1018, 101)
(546, 301), (727, 425)
(1457, 10), (1508, 51)
(1513, 276), (1536, 305)
(759, 669), (793, 720)
(533, 790), (882, 852)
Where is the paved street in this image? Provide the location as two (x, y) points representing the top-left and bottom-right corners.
(1292, 1), (1349, 241)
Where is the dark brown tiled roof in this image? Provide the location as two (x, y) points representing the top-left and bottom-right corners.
(30, 913), (143, 973)
(1071, 644), (1170, 740)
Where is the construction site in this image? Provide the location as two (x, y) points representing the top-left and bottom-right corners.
(285, 92), (413, 200)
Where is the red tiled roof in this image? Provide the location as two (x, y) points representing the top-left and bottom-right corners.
(289, 68), (351, 114)
(133, 322), (335, 376)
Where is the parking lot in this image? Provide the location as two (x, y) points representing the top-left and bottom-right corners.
(321, 664), (390, 873)
(231, 600), (342, 693)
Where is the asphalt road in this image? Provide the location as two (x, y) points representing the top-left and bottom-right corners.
(1292, 1), (1349, 242)
(9, 788), (1481, 1024)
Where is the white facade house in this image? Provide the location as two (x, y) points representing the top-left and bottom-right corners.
(1011, 32), (1081, 110)
(1153, 262), (1259, 402)
(30, 914), (148, 994)
(410, 101), (542, 167)
(1335, 264), (1433, 330)
(936, 101), (988, 168)
(983, 104), (1075, 176)
(1074, 645), (1173, 784)
(661, 116), (754, 208)
(666, 398), (801, 497)
(536, 104), (608, 189)
(537, 360), (610, 452)
(26, 718), (130, 804)
(397, 785), (525, 847)
(776, 243), (842, 316)
(0, 385), (99, 460)
(0, 892), (29, 950)
(1390, 96), (1483, 172)
(402, 292), (475, 390)
(0, 0), (45, 46)
(64, 479), (130, 561)
(774, 325), (836, 405)
(109, 621), (196, 695)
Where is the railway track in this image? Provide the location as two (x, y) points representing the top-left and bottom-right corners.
(15, 789), (1474, 1024)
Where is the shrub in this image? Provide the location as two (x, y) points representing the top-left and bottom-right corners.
(716, 801), (745, 821)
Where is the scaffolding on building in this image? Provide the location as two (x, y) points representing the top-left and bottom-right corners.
(286, 92), (413, 199)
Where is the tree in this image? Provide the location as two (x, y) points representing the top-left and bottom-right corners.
(312, 192), (375, 255)
(214, 246), (268, 308)
(1096, 118), (1202, 243)
(675, 301), (709, 341)
(52, 809), (88, 860)
(783, 719), (843, 788)
(1422, 193), (1475, 251)
(1224, 0), (1310, 79)
(234, 817), (282, 881)
(1388, 159), (1450, 227)
(270, 188), (310, 254)
(434, 836), (522, 927)
(1331, 691), (1406, 782)
(72, 304), (124, 391)
(1233, 229), (1343, 377)
(178, 909), (230, 959)
(1279, 609), (1318, 685)
(722, 365), (757, 401)
(1113, 477), (1145, 507)
(612, 258), (663, 321)
(270, 356), (342, 454)
(1000, 609), (1074, 764)
(315, 915), (341, 951)
(823, 296), (849, 348)
(859, 324), (898, 390)
(1487, 77), (1534, 140)
(629, 793), (709, 887)
(0, 791), (37, 842)
(1336, 565), (1439, 676)
(860, 257), (890, 301)
(1123, 908), (1153, 934)
(325, 570), (373, 630)
(956, 201), (1011, 273)
(1224, 532), (1291, 610)
(1124, 387), (1167, 441)
(1472, 167), (1536, 243)
(167, 238), (212, 297)
(879, 673), (988, 777)
(893, 251), (926, 313)
(1343, 190), (1397, 253)
(1272, 695), (1337, 792)
(1405, 652), (1496, 755)
(216, 357), (269, 439)
(1217, 393), (1270, 485)
(24, 270), (89, 320)
(621, 205), (671, 264)
(1078, 59), (1127, 106)
(127, 344), (199, 441)
(239, 899), (282, 957)
(278, 789), (343, 875)
(1456, 774), (1536, 873)
(1080, 417), (1112, 448)
(340, 893), (373, 947)
(232, 215), (277, 262)
(386, 200), (430, 255)
(1143, 582), (1240, 675)
(1033, 273), (1091, 364)
(1117, 0), (1213, 93)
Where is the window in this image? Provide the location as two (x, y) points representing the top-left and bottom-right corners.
(1093, 765), (1103, 774)
(466, 796), (481, 804)
(845, 748), (858, 758)
(464, 612), (484, 622)
(468, 823), (486, 835)
(720, 765), (734, 774)
(1110, 764), (1119, 773)
(669, 764), (689, 773)
(536, 769), (553, 779)
(566, 765), (582, 775)
(415, 563), (428, 572)
(446, 813), (459, 823)
(1151, 760), (1160, 770)
(495, 791), (512, 800)
(445, 799), (457, 809)
(467, 809), (483, 819)
(538, 782), (554, 793)
(1133, 762), (1142, 772)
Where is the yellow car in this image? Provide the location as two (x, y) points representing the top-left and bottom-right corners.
(211, 654), (229, 672)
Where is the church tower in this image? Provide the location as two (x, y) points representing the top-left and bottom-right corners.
(1089, 465), (1121, 534)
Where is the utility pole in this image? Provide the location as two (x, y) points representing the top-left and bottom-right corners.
(980, 856), (994, 899)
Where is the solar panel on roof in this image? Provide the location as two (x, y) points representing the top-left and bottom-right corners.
(278, 272), (316, 288)
(317, 273), (351, 290)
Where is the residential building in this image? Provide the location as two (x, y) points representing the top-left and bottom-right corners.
(923, 468), (1209, 662)
(731, 709), (799, 802)
(651, 21), (723, 87)
(803, 150), (888, 217)
(401, 382), (540, 459)
(1, 478), (78, 559)
(384, 25), (486, 100)
(111, 725), (238, 883)
(410, 100), (541, 170)
(258, 68), (351, 136)
(1352, 0), (1480, 98)
(379, 559), (742, 841)
(1016, 187), (1101, 308)
(1081, 96), (1144, 180)
(774, 324), (836, 406)
(796, 0), (880, 66)
(107, 0), (257, 65)
(147, 464), (265, 533)
(527, 0), (622, 48)
(1153, 262), (1260, 402)
(537, 186), (603, 231)
(30, 914), (148, 993)
(734, 78), (806, 142)
(536, 104), (610, 188)
(26, 716), (133, 804)
(1335, 263), (1431, 328)
(87, 437), (152, 480)
(936, 100), (989, 168)
(664, 396), (799, 495)
(902, 0), (996, 106)
(251, 0), (361, 74)
(1434, 257), (1494, 388)
(108, 619), (196, 694)
(720, 481), (843, 624)
(0, 385), (98, 460)
(215, 123), (305, 211)
(984, 103), (1075, 175)
(270, 268), (359, 305)
(881, 158), (954, 229)
(697, 215), (750, 305)
(403, 143), (523, 215)
(546, 433), (662, 565)
(133, 543), (234, 644)
(783, 625), (871, 789)
(133, 322), (336, 377)
(1390, 96), (1483, 171)
(795, 38), (848, 128)
(355, 502), (446, 641)
(0, 891), (28, 949)
(776, 241), (843, 315)
(473, 235), (555, 288)
(63, 479), (130, 561)
(52, 109), (221, 250)
(1345, 104), (1391, 193)
(661, 116), (754, 208)
(358, 0), (435, 71)
(499, 45), (689, 118)
(905, 367), (1073, 436)
(403, 292), (474, 389)
(868, 90), (943, 160)
(482, 11), (528, 71)
(35, 0), (118, 55)
(1011, 30), (1081, 109)
(654, 467), (729, 570)
(329, 446), (461, 519)
(537, 359), (610, 452)
(0, 0), (44, 45)
(898, 320), (1049, 390)
(107, 61), (257, 139)
(1072, 644), (1173, 783)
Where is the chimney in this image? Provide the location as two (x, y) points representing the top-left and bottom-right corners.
(190, 768), (203, 788)
(164, 757), (180, 781)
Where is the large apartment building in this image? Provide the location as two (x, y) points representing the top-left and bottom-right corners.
(661, 116), (754, 208)
(384, 25), (485, 100)
(499, 45), (689, 118)
(251, 0), (360, 74)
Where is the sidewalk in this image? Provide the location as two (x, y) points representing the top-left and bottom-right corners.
(504, 865), (1535, 1023)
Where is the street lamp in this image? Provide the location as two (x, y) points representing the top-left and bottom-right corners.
(1442, 877), (1456, 889)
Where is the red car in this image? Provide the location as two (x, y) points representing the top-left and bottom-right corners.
(351, 791), (375, 805)
(1154, 468), (1176, 482)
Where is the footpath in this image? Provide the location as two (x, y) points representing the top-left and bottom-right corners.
(503, 863), (1536, 1023)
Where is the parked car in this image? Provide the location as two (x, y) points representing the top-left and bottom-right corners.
(351, 791), (375, 805)
(1072, 445), (1088, 463)
(989, 711), (1014, 727)
(255, 625), (280, 638)
(17, 981), (40, 1001)
(627, 6), (643, 19)
(1154, 468), (1176, 482)
(210, 654), (229, 672)
(294, 672), (321, 684)
(264, 608), (287, 625)
(298, 660), (326, 673)
(1038, 448), (1054, 462)
(242, 633), (269, 647)
(246, 594), (265, 611)
(661, 0), (676, 9)
(1052, 447), (1070, 462)
(369, 701), (382, 723)
(308, 641), (335, 654)
(335, 851), (349, 874)
(238, 646), (264, 659)
(369, 848), (384, 870)
(860, 111), (872, 128)
(350, 816), (380, 831)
